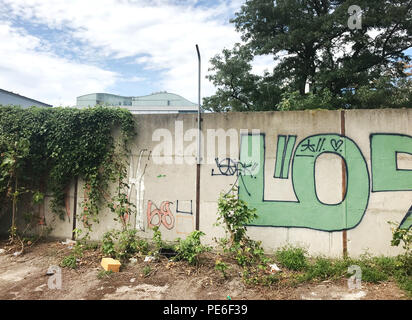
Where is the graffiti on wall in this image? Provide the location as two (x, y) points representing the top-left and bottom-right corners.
(274, 135), (296, 179)
(400, 206), (412, 231)
(212, 133), (412, 231)
(147, 200), (174, 230)
(370, 134), (412, 192)
(147, 200), (195, 234)
(212, 158), (258, 177)
(211, 157), (258, 196)
(128, 149), (152, 230)
(176, 200), (193, 215)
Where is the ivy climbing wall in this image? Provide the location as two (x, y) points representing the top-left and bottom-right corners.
(46, 108), (412, 258)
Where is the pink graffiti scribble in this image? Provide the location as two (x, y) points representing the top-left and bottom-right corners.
(147, 200), (174, 230)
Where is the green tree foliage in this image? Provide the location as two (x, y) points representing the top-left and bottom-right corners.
(204, 44), (283, 112)
(204, 0), (412, 111)
(0, 137), (30, 240)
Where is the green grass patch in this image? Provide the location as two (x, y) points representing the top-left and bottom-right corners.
(304, 257), (348, 281)
(142, 265), (152, 277)
(275, 245), (308, 271)
(97, 270), (113, 279)
(273, 246), (411, 297)
(61, 255), (77, 269)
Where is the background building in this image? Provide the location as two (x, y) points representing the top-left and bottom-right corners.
(76, 91), (199, 114)
(0, 88), (52, 108)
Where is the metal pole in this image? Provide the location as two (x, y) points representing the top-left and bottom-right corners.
(341, 110), (348, 258)
(72, 177), (78, 241)
(196, 44), (201, 164)
(195, 44), (201, 231)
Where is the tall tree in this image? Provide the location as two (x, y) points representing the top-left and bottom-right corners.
(204, 0), (412, 112)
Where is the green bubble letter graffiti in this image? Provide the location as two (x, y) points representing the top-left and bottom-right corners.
(370, 134), (412, 229)
(370, 134), (412, 192)
(239, 134), (370, 231)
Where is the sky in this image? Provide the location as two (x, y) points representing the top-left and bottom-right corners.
(0, 0), (266, 106)
(0, 0), (410, 107)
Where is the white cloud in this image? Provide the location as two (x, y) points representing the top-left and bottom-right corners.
(0, 0), (248, 104)
(119, 76), (146, 83)
(251, 54), (276, 76)
(0, 22), (118, 106)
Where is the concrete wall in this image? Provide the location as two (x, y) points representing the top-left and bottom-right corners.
(44, 108), (412, 258)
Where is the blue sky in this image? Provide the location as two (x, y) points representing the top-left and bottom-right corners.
(0, 0), (246, 106)
(405, 48), (412, 59)
(0, 0), (410, 107)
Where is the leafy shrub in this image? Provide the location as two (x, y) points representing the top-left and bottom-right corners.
(242, 267), (279, 286)
(142, 265), (152, 277)
(215, 187), (257, 245)
(371, 256), (399, 276)
(389, 221), (412, 269)
(174, 231), (211, 265)
(215, 187), (266, 267)
(215, 188), (273, 284)
(305, 257), (335, 280)
(61, 242), (84, 269)
(388, 222), (412, 296)
(360, 266), (388, 283)
(61, 255), (77, 269)
(396, 274), (412, 297)
(231, 239), (269, 267)
(275, 245), (308, 271)
(117, 229), (148, 260)
(102, 229), (148, 262)
(152, 226), (164, 252)
(215, 259), (229, 279)
(353, 254), (398, 283)
(102, 232), (116, 258)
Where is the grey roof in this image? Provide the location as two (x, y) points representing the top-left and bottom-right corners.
(0, 88), (52, 108)
(77, 92), (133, 100)
(76, 91), (201, 113)
(132, 92), (197, 107)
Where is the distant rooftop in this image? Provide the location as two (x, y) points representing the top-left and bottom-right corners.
(132, 92), (197, 107)
(0, 88), (52, 108)
(76, 91), (200, 114)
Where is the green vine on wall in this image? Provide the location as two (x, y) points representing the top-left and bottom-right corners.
(0, 105), (136, 238)
(107, 144), (137, 231)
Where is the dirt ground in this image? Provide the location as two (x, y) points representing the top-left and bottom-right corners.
(0, 240), (409, 300)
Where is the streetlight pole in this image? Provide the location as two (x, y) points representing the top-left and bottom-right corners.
(195, 44), (201, 231)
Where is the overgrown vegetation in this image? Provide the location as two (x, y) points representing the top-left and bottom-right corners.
(210, 187), (411, 294)
(204, 0), (412, 112)
(152, 226), (165, 253)
(275, 245), (308, 271)
(61, 255), (78, 269)
(60, 242), (84, 269)
(60, 210), (411, 297)
(215, 187), (274, 285)
(389, 221), (412, 257)
(215, 259), (229, 279)
(0, 105), (135, 244)
(142, 265), (152, 277)
(389, 222), (412, 296)
(174, 231), (211, 265)
(102, 229), (149, 262)
(271, 244), (411, 297)
(97, 270), (114, 279)
(106, 148), (137, 231)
